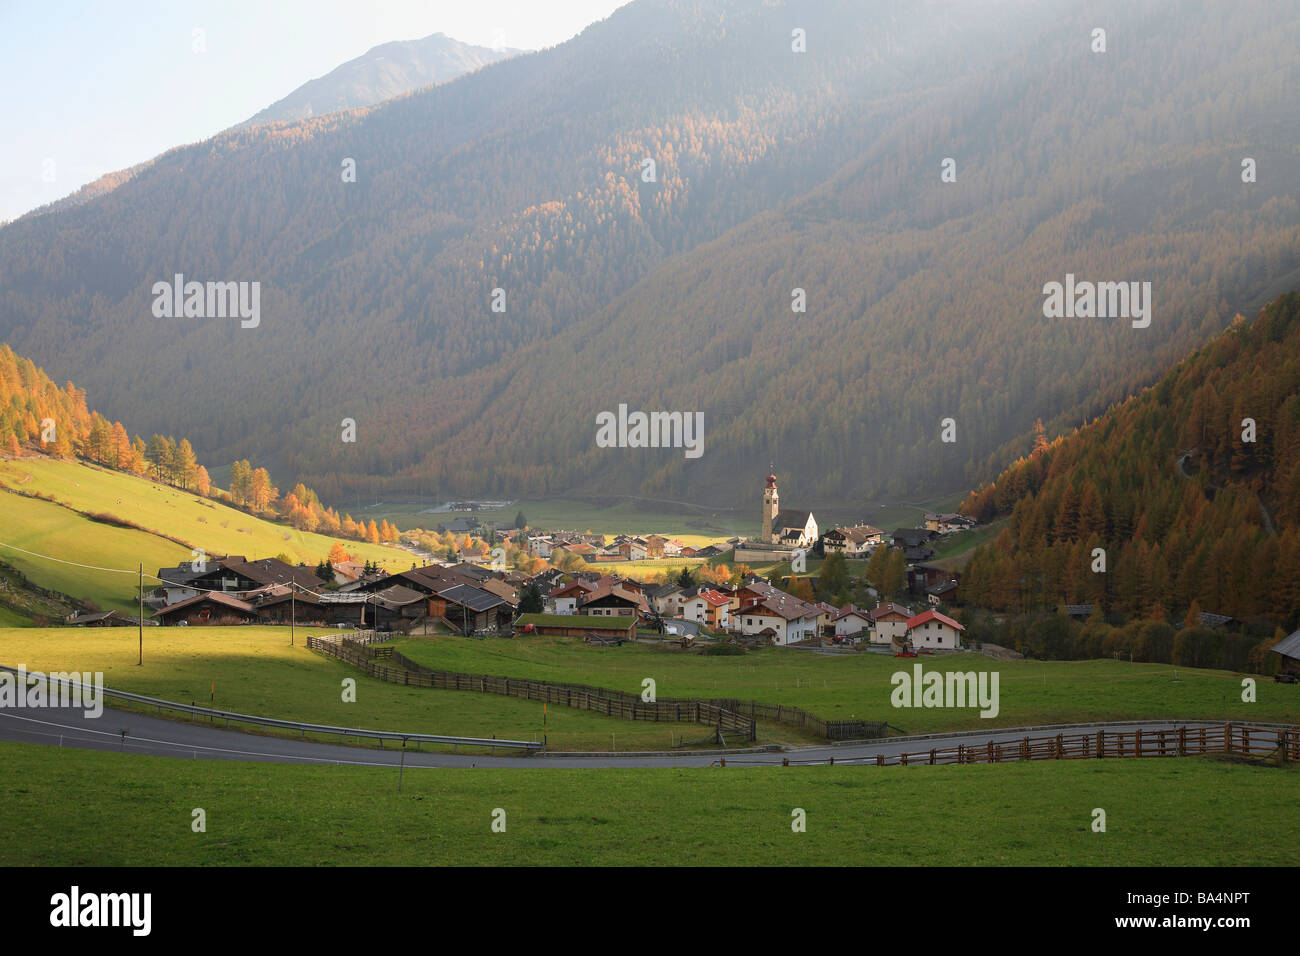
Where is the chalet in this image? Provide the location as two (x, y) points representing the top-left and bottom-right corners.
(478, 577), (519, 607)
(908, 563), (955, 595)
(643, 582), (683, 615)
(438, 583), (510, 634)
(680, 589), (731, 630)
(548, 579), (595, 614)
(927, 580), (960, 606)
(154, 591), (257, 626)
(578, 583), (649, 618)
(870, 602), (913, 646)
(905, 609), (965, 650)
(832, 605), (872, 639)
(823, 525), (885, 557)
(734, 592), (820, 645)
(924, 513), (977, 534)
(892, 529), (938, 549)
(812, 601), (838, 636)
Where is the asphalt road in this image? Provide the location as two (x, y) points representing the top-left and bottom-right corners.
(0, 704), (1235, 769)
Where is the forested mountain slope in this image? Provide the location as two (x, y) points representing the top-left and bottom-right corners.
(959, 291), (1300, 628)
(2, 0), (1298, 506)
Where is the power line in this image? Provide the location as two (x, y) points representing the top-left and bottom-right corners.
(0, 540), (166, 581)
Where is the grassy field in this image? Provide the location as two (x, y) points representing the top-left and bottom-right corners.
(0, 626), (707, 751)
(0, 742), (1292, 865)
(0, 458), (408, 612)
(582, 557), (707, 576)
(0, 491), (191, 613)
(391, 634), (1300, 733)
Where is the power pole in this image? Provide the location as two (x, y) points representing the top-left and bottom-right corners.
(137, 563), (143, 665)
(291, 586), (295, 646)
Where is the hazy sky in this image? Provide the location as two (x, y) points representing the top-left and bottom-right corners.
(0, 0), (628, 222)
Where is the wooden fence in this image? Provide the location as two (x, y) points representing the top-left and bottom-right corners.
(846, 724), (1299, 767)
(309, 637), (757, 741)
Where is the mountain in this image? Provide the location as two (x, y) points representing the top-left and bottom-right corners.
(1, 0), (1298, 509)
(958, 291), (1300, 628)
(236, 32), (522, 129)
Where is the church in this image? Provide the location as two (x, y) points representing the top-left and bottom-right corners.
(760, 472), (818, 548)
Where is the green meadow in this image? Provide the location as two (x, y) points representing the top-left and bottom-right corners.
(0, 626), (703, 752)
(391, 634), (1300, 734)
(0, 742), (1292, 866)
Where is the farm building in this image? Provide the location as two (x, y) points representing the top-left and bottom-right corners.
(154, 591), (257, 626)
(513, 613), (636, 640)
(1272, 630), (1300, 676)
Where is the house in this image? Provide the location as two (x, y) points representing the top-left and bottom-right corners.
(577, 583), (648, 618)
(154, 591), (258, 626)
(642, 582), (683, 615)
(869, 602), (913, 646)
(680, 589), (731, 630)
(549, 579), (596, 614)
(331, 560), (367, 585)
(905, 609), (965, 650)
(892, 528), (938, 549)
(1271, 630), (1300, 676)
(734, 592), (820, 645)
(832, 605), (872, 639)
(478, 577), (519, 607)
(927, 580), (960, 606)
(924, 513), (977, 534)
(823, 525), (885, 557)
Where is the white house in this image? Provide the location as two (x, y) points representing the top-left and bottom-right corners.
(832, 605), (872, 639)
(905, 609), (965, 650)
(735, 594), (820, 645)
(869, 602), (913, 646)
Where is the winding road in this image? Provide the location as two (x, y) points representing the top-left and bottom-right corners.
(0, 704), (1242, 769)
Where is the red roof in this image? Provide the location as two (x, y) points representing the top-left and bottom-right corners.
(905, 609), (965, 631)
(695, 589), (729, 607)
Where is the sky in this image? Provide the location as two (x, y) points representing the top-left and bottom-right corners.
(0, 0), (629, 223)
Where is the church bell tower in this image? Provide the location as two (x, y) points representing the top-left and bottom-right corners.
(762, 470), (779, 544)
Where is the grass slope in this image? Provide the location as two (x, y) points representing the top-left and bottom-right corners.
(0, 458), (408, 612)
(0, 627), (703, 752)
(0, 742), (1292, 865)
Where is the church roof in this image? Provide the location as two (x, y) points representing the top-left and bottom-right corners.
(774, 509), (812, 530)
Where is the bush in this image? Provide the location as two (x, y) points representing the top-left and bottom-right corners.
(702, 643), (745, 656)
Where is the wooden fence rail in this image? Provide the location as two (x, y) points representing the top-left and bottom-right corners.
(863, 723), (1299, 767)
(309, 637), (757, 740)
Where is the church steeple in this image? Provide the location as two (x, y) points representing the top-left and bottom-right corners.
(762, 468), (780, 543)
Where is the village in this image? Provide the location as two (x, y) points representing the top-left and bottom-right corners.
(70, 472), (979, 657)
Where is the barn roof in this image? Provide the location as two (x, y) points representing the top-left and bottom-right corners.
(1271, 630), (1300, 661)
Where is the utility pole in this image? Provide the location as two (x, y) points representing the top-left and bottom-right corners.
(137, 563), (143, 665)
(291, 586), (295, 646)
